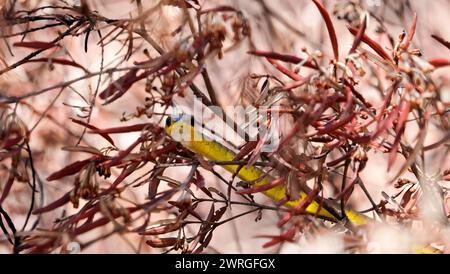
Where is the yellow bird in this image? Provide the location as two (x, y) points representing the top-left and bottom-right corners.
(164, 115), (369, 227)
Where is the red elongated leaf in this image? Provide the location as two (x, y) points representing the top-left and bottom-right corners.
(327, 151), (351, 167)
(101, 137), (143, 168)
(247, 50), (318, 69)
(317, 88), (355, 135)
(431, 34), (450, 50)
(13, 41), (56, 50)
(261, 237), (283, 248)
(375, 80), (401, 123)
(234, 141), (258, 161)
(344, 79), (372, 108)
(192, 205), (226, 253)
(200, 5), (236, 14)
(202, 204), (216, 232)
(210, 205), (227, 223)
(247, 134), (267, 168)
(0, 174), (14, 205)
(27, 58), (85, 70)
(101, 82), (134, 104)
(388, 100), (410, 170)
(74, 206), (140, 235)
(273, 196), (289, 207)
(322, 137), (341, 148)
(277, 212), (293, 228)
(0, 157), (18, 205)
(193, 231), (214, 254)
(32, 192), (71, 214)
(281, 76), (311, 91)
(121, 191), (179, 236)
(350, 134), (372, 145)
(164, 0), (199, 9)
(70, 204), (101, 223)
(89, 123), (154, 134)
(237, 177), (285, 195)
(99, 68), (138, 100)
(201, 204), (217, 234)
(146, 237), (178, 248)
(372, 105), (399, 141)
(395, 100), (411, 133)
(312, 0), (339, 60)
(317, 113), (356, 135)
(400, 13), (417, 50)
(2, 136), (23, 149)
(293, 186), (320, 214)
(198, 186), (213, 198)
(273, 117), (305, 156)
(62, 146), (102, 155)
(46, 158), (92, 181)
(348, 26), (393, 62)
(428, 58), (450, 68)
(259, 226), (297, 248)
(349, 15), (367, 54)
(148, 167), (165, 199)
(100, 68), (159, 105)
(266, 58), (303, 81)
(273, 228), (296, 244)
(193, 170), (205, 188)
(388, 113), (429, 184)
(71, 118), (115, 146)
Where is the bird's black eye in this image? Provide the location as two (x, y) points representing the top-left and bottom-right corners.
(190, 116), (195, 126)
(165, 116), (172, 127)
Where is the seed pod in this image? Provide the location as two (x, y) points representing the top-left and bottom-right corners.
(146, 237), (179, 248)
